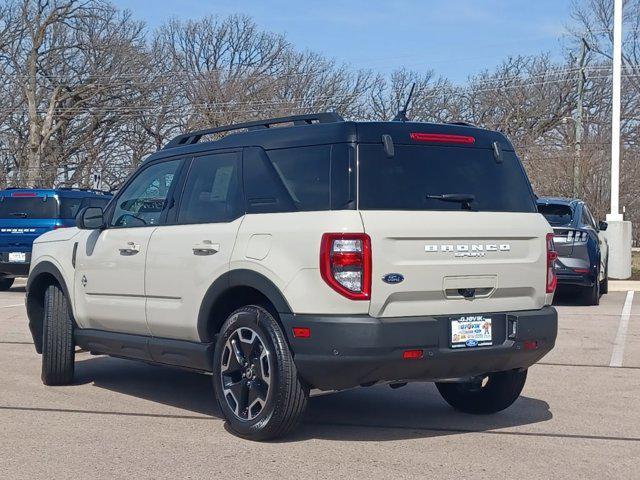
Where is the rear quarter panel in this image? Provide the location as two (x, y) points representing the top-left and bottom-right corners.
(231, 211), (369, 314)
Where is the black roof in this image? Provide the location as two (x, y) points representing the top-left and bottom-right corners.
(145, 112), (515, 164)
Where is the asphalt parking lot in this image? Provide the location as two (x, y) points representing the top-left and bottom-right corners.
(1, 280), (639, 479)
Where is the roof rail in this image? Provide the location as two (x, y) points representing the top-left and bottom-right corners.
(163, 112), (344, 150)
(56, 187), (111, 195)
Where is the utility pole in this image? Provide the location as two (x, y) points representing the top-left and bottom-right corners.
(605, 0), (632, 280)
(573, 38), (589, 199)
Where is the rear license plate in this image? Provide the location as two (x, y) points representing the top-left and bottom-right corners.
(450, 315), (493, 349)
(8, 252), (26, 263)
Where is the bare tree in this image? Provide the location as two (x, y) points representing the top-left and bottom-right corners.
(0, 0), (146, 186)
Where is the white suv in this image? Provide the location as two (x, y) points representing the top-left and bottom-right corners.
(26, 113), (558, 440)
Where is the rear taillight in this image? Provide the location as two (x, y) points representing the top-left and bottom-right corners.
(320, 233), (371, 300)
(546, 233), (558, 294)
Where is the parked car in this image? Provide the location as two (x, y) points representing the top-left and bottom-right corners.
(26, 113), (558, 440)
(0, 188), (111, 290)
(537, 197), (608, 305)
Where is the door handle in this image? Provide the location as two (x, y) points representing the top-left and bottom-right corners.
(119, 242), (140, 256)
(192, 240), (219, 256)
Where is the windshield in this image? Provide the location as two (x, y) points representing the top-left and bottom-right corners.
(358, 144), (537, 212)
(538, 203), (573, 226)
(0, 196), (58, 219)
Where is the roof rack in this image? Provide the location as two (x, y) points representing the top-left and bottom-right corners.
(163, 112), (344, 150)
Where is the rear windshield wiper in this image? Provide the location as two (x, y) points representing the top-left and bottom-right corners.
(426, 193), (476, 210)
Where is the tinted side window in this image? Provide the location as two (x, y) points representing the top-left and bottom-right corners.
(60, 197), (110, 219)
(243, 147), (296, 214)
(83, 197), (111, 209)
(266, 145), (330, 211)
(59, 198), (83, 219)
(111, 159), (180, 227)
(178, 153), (242, 224)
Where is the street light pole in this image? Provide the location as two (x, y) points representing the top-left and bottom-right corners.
(608, 0), (623, 222)
(605, 0), (632, 280)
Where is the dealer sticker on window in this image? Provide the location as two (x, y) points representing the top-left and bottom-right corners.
(450, 315), (492, 349)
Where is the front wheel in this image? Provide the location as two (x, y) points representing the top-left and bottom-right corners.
(212, 306), (308, 441)
(0, 277), (14, 291)
(41, 284), (75, 385)
(436, 369), (527, 414)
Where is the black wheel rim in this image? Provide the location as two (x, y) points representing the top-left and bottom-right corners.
(220, 325), (272, 421)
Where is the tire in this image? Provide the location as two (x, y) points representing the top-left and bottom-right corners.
(212, 305), (308, 441)
(41, 284), (75, 386)
(601, 264), (609, 295)
(436, 369), (527, 414)
(0, 277), (14, 291)
(583, 278), (600, 306)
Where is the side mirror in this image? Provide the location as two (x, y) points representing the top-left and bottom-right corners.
(76, 207), (105, 230)
(598, 221), (608, 231)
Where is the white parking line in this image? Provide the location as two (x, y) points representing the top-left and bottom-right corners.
(610, 291), (635, 367)
(0, 303), (23, 309)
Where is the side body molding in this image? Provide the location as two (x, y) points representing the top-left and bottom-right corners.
(196, 269), (292, 342)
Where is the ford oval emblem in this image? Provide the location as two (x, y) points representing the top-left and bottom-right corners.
(382, 273), (404, 284)
(465, 339), (478, 347)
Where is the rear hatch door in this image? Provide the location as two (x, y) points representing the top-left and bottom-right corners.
(357, 140), (549, 318)
(0, 194), (58, 253)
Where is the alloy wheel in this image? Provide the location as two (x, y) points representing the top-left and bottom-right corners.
(220, 325), (272, 421)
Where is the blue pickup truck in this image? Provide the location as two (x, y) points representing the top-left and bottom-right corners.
(0, 188), (112, 290)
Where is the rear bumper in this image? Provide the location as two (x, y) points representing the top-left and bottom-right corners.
(0, 259), (30, 277)
(556, 272), (596, 287)
(281, 306), (557, 390)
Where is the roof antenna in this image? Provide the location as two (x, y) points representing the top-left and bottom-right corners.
(392, 82), (416, 122)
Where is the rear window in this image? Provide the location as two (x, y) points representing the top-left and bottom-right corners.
(538, 203), (573, 226)
(358, 144), (537, 212)
(0, 196), (57, 219)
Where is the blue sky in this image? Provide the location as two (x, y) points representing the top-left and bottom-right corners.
(111, 0), (576, 83)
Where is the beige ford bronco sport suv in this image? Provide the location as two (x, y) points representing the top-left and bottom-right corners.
(26, 113), (558, 440)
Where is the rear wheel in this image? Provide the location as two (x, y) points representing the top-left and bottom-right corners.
(583, 278), (600, 306)
(435, 369), (527, 414)
(41, 284), (75, 385)
(212, 306), (308, 441)
(600, 263), (609, 295)
(0, 277), (14, 291)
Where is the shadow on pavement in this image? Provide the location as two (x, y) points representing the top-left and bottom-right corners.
(75, 355), (552, 442)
